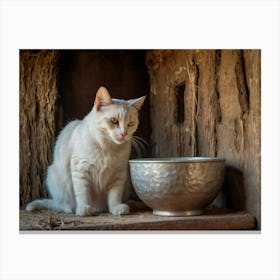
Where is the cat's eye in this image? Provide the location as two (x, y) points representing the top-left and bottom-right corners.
(110, 117), (119, 125)
(127, 121), (134, 127)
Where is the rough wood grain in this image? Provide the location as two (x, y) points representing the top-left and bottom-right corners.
(146, 50), (261, 228)
(20, 208), (256, 231)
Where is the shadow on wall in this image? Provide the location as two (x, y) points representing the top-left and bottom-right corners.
(223, 166), (246, 210)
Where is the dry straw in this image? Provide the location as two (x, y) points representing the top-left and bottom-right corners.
(20, 50), (59, 206)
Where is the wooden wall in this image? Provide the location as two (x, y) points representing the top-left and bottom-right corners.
(146, 50), (261, 228)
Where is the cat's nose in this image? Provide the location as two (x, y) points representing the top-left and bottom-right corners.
(120, 132), (127, 139)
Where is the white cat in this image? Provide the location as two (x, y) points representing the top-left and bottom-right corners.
(26, 87), (146, 216)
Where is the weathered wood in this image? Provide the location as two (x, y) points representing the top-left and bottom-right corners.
(19, 50), (261, 230)
(146, 50), (261, 228)
(20, 207), (256, 231)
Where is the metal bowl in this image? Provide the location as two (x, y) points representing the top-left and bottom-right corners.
(129, 157), (226, 216)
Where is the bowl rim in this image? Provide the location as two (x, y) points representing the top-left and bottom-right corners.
(129, 157), (225, 163)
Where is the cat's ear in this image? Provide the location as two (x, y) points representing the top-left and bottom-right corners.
(129, 96), (146, 110)
(94, 86), (113, 111)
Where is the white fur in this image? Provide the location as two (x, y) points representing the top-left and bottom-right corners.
(26, 87), (145, 216)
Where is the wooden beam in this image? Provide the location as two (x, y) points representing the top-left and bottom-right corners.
(20, 208), (256, 231)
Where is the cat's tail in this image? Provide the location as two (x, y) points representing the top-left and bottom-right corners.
(25, 199), (72, 213)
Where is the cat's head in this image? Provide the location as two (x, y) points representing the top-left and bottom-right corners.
(92, 87), (145, 145)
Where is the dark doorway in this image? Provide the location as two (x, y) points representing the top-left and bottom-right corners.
(58, 50), (150, 142)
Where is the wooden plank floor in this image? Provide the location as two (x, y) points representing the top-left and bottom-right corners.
(20, 202), (256, 231)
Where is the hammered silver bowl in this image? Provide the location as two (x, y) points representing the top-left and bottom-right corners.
(129, 157), (226, 216)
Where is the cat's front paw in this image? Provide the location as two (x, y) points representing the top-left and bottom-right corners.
(75, 205), (95, 216)
(110, 203), (130, 216)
